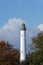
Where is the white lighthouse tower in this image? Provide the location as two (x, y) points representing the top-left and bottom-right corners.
(20, 23), (26, 62)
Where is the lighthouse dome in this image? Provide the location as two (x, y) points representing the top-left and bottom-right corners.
(20, 23), (26, 30)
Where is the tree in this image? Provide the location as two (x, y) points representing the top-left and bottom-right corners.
(28, 32), (43, 65)
(32, 32), (43, 49)
(0, 41), (20, 65)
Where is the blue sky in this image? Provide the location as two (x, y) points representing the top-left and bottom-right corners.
(0, 0), (43, 51)
(0, 0), (43, 28)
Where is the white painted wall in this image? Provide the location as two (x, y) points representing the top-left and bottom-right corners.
(20, 30), (26, 62)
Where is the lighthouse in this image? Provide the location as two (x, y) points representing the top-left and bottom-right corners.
(20, 23), (26, 62)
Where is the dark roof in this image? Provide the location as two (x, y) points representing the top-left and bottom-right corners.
(20, 23), (26, 30)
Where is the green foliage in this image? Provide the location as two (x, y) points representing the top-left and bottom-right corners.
(32, 32), (43, 49)
(27, 32), (43, 65)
